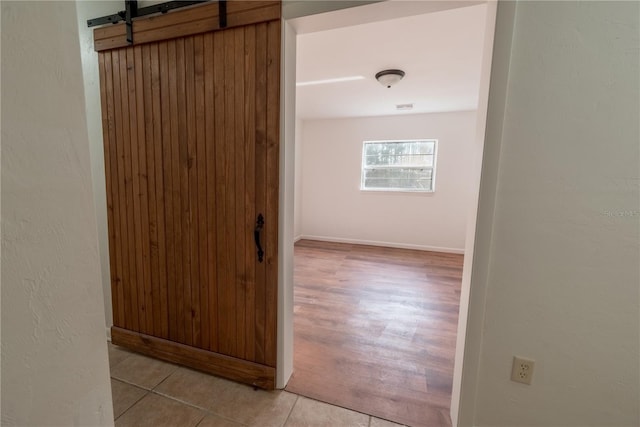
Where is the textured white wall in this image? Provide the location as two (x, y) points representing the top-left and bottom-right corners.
(460, 2), (640, 426)
(1, 1), (113, 425)
(299, 112), (477, 252)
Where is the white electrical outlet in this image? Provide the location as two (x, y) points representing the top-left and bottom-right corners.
(511, 356), (535, 385)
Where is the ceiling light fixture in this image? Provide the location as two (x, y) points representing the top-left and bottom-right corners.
(375, 69), (405, 88)
(296, 76), (365, 87)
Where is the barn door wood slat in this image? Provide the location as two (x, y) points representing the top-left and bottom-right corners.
(141, 43), (157, 337)
(113, 49), (133, 332)
(194, 34), (208, 350)
(143, 43), (159, 338)
(184, 34), (199, 348)
(253, 21), (268, 366)
(243, 23), (257, 362)
(204, 31), (218, 354)
(264, 19), (280, 368)
(128, 46), (145, 335)
(175, 37), (189, 346)
(161, 40), (175, 341)
(121, 47), (139, 333)
(96, 0), (281, 389)
(100, 52), (123, 328)
(133, 44), (152, 336)
(220, 26), (239, 357)
(233, 26), (247, 361)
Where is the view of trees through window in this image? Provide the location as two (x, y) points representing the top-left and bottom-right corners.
(361, 140), (436, 191)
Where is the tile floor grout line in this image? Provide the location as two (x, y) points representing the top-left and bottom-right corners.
(281, 393), (300, 426)
(111, 341), (412, 426)
(286, 392), (378, 421)
(108, 352), (134, 372)
(110, 367), (402, 426)
(192, 413), (208, 427)
(150, 365), (180, 392)
(110, 375), (155, 392)
(149, 389), (249, 426)
(111, 376), (149, 393)
(150, 389), (211, 413)
(114, 389), (151, 423)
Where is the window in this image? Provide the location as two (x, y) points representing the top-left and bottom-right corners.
(361, 140), (437, 192)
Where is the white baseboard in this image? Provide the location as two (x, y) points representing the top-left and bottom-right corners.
(294, 235), (303, 243)
(106, 327), (112, 341)
(297, 235), (465, 254)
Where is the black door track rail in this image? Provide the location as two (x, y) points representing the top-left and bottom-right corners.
(87, 0), (227, 44)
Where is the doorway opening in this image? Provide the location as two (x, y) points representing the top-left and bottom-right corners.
(281, 2), (497, 426)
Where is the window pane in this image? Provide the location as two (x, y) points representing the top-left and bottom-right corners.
(364, 153), (433, 167)
(363, 168), (433, 191)
(362, 140), (437, 192)
(364, 141), (434, 158)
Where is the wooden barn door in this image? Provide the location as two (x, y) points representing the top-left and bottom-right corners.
(95, 1), (280, 389)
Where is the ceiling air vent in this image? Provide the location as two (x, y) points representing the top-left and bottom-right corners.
(396, 103), (413, 111)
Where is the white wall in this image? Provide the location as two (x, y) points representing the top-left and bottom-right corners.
(283, 0), (381, 21)
(298, 112), (477, 253)
(451, 1), (499, 424)
(459, 1), (640, 426)
(75, 0), (117, 331)
(1, 1), (113, 425)
(277, 19), (297, 389)
(294, 119), (304, 239)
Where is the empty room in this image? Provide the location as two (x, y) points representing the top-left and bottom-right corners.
(287, 3), (490, 426)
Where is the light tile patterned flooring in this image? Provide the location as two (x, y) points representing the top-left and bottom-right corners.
(108, 343), (406, 426)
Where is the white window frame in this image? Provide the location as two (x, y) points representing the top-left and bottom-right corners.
(360, 139), (438, 193)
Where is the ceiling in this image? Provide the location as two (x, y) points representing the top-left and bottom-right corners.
(295, 2), (488, 120)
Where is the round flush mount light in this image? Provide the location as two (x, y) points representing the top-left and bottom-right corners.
(375, 69), (405, 88)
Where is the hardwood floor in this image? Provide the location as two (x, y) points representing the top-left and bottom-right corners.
(285, 240), (464, 427)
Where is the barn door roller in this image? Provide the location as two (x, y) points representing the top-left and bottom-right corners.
(87, 0), (228, 44)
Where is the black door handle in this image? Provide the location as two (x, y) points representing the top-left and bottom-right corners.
(254, 214), (264, 263)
